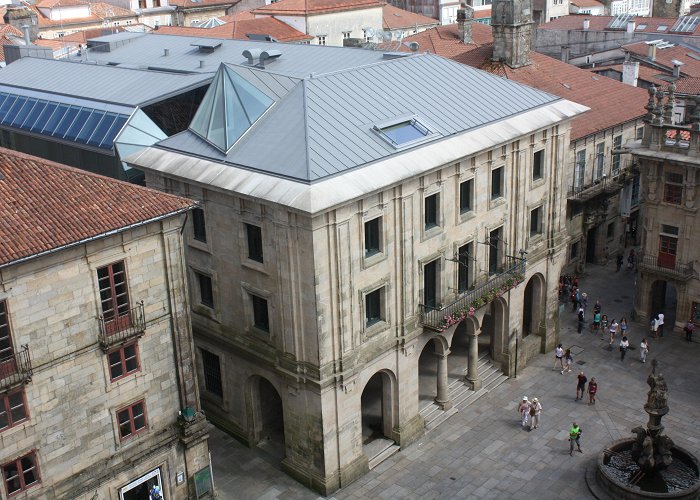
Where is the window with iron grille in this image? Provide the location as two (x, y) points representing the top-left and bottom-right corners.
(317, 35), (326, 45)
(201, 349), (223, 398)
(0, 389), (28, 433)
(97, 261), (131, 333)
(457, 242), (473, 293)
(574, 150), (585, 189)
(246, 224), (263, 263)
(0, 300), (15, 368)
(117, 400), (147, 441)
(195, 272), (214, 308)
(636, 126), (644, 140)
(594, 143), (605, 180)
(192, 208), (207, 243)
(663, 172), (683, 204)
(251, 294), (269, 332)
(2, 452), (39, 495)
(108, 343), (139, 382)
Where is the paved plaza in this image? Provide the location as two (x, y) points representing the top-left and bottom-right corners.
(209, 261), (699, 499)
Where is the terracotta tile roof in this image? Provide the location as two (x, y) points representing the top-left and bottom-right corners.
(0, 24), (22, 37)
(382, 4), (438, 30)
(219, 11), (255, 21)
(539, 15), (700, 35)
(0, 8), (6, 23)
(671, 76), (700, 94)
(592, 63), (670, 87)
(36, 0), (88, 8)
(0, 25), (23, 62)
(569, 0), (603, 7)
(0, 148), (196, 268)
(404, 23), (649, 140)
(623, 41), (700, 77)
(168, 0), (241, 9)
(154, 16), (313, 41)
(252, 0), (383, 16)
(28, 2), (136, 27)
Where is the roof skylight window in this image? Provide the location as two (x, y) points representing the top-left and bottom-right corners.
(636, 24), (647, 30)
(373, 117), (439, 149)
(657, 25), (668, 31)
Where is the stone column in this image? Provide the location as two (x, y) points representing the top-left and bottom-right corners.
(466, 333), (482, 390)
(434, 353), (452, 410)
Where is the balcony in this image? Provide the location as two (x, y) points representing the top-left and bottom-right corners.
(98, 302), (146, 351)
(567, 174), (625, 203)
(0, 344), (32, 391)
(420, 259), (526, 331)
(637, 253), (695, 282)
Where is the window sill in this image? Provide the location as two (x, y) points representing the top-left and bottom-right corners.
(193, 304), (220, 324)
(242, 259), (268, 275)
(423, 225), (442, 241)
(189, 238), (212, 254)
(458, 210), (476, 225)
(531, 177), (546, 189)
(489, 197), (506, 210)
(363, 251), (386, 269)
(364, 319), (389, 338)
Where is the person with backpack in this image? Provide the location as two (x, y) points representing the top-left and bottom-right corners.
(569, 422), (583, 456)
(575, 370), (587, 400)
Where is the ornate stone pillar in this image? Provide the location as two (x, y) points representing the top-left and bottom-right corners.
(434, 353), (452, 410)
(466, 333), (482, 391)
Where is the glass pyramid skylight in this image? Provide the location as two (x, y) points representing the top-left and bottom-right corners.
(189, 64), (274, 153)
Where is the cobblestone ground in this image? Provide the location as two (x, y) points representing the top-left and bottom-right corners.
(209, 261), (699, 499)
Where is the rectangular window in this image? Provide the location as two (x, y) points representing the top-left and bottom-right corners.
(607, 222), (615, 240)
(117, 400), (147, 441)
(2, 452), (39, 495)
(201, 349), (223, 398)
(363, 29), (371, 42)
(424, 193), (439, 229)
(195, 272), (214, 308)
(108, 343), (139, 382)
(0, 389), (28, 432)
(192, 208), (207, 242)
(423, 260), (439, 308)
(457, 242), (473, 293)
(97, 261), (131, 333)
(530, 206), (543, 236)
(631, 174), (641, 205)
(246, 224), (263, 263)
(636, 126), (644, 140)
(663, 172), (683, 204)
(138, 0), (146, 7)
(595, 143), (605, 180)
(317, 35), (326, 45)
(251, 294), (269, 332)
(574, 150), (585, 190)
(533, 150), (544, 180)
(365, 288), (382, 327)
(459, 179), (473, 214)
(570, 241), (579, 260)
(342, 31), (351, 39)
(364, 217), (381, 256)
(488, 227), (503, 274)
(491, 166), (504, 199)
(0, 300), (15, 370)
(612, 135), (622, 174)
(661, 224), (679, 236)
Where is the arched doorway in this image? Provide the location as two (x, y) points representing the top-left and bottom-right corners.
(522, 274), (545, 338)
(447, 322), (469, 380)
(649, 280), (678, 332)
(250, 377), (285, 461)
(418, 338), (445, 408)
(487, 297), (508, 362)
(361, 371), (396, 460)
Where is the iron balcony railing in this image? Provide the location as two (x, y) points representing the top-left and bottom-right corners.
(420, 259), (526, 331)
(0, 344), (32, 391)
(98, 301), (146, 350)
(637, 252), (695, 281)
(567, 174), (625, 202)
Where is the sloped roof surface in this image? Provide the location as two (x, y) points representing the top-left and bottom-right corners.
(0, 148), (194, 267)
(382, 4), (438, 30)
(154, 17), (312, 41)
(252, 0), (383, 15)
(539, 15), (700, 35)
(158, 53), (563, 181)
(404, 23), (648, 140)
(570, 0), (604, 7)
(624, 41), (700, 77)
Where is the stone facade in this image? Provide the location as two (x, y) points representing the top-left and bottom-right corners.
(629, 86), (700, 330)
(145, 120), (574, 494)
(492, 0), (535, 68)
(0, 217), (209, 499)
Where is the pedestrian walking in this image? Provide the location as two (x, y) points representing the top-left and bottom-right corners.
(577, 307), (585, 333)
(576, 371), (587, 400)
(620, 317), (628, 337)
(640, 338), (649, 363)
(592, 311), (601, 333)
(657, 312), (665, 337)
(587, 378), (597, 404)
(571, 287), (578, 312)
(593, 300), (602, 315)
(684, 319), (695, 342)
(569, 422), (583, 456)
(616, 254), (623, 272)
(562, 349), (573, 374)
(581, 292), (588, 311)
(553, 344), (564, 370)
(609, 318), (618, 345)
(529, 397), (542, 430)
(620, 336), (629, 361)
(650, 316), (659, 339)
(627, 249), (635, 271)
(518, 397), (531, 428)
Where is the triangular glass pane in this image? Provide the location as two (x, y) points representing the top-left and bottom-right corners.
(189, 69), (222, 142)
(226, 67), (274, 124)
(208, 79), (227, 150)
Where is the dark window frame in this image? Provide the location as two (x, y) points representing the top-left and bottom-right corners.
(107, 342), (140, 382)
(192, 208), (207, 243)
(195, 271), (214, 308)
(424, 193), (439, 229)
(0, 299), (15, 367)
(530, 206), (543, 236)
(491, 166), (504, 199)
(364, 217), (382, 256)
(2, 451), (40, 496)
(532, 150), (544, 180)
(0, 389), (28, 433)
(201, 349), (223, 398)
(365, 288), (383, 327)
(97, 261), (131, 333)
(116, 400), (147, 441)
(457, 243), (473, 293)
(246, 224), (264, 263)
(459, 179), (473, 214)
(423, 260), (439, 308)
(251, 294), (270, 332)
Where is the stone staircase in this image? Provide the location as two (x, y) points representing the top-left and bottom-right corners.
(419, 351), (509, 431)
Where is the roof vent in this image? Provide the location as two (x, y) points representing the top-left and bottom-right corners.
(190, 41), (222, 53)
(242, 48), (281, 68)
(163, 48), (169, 56)
(258, 49), (281, 68)
(243, 48), (262, 65)
(408, 41), (420, 52)
(382, 52), (410, 59)
(247, 33), (278, 42)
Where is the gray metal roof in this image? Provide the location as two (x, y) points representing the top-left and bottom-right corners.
(156, 53), (567, 182)
(75, 32), (389, 77)
(0, 57), (211, 107)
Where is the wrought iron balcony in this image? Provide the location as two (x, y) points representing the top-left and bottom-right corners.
(567, 174), (625, 203)
(98, 301), (146, 351)
(0, 344), (32, 391)
(420, 259), (526, 331)
(637, 253), (695, 281)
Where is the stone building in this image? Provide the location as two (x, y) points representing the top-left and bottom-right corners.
(628, 86), (700, 330)
(125, 35), (586, 492)
(0, 148), (210, 499)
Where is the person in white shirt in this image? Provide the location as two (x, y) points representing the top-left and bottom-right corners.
(657, 312), (665, 337)
(529, 398), (542, 430)
(620, 336), (630, 361)
(640, 338), (649, 363)
(553, 344), (564, 371)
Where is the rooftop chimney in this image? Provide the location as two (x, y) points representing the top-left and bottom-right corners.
(457, 3), (474, 44)
(561, 45), (570, 63)
(583, 18), (590, 30)
(21, 25), (31, 46)
(648, 43), (657, 61)
(626, 21), (635, 33)
(672, 59), (683, 78)
(163, 48), (169, 56)
(622, 60), (639, 86)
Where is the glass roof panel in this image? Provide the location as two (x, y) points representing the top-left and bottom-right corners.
(21, 100), (48, 131)
(41, 103), (69, 134)
(86, 113), (117, 147)
(64, 108), (94, 141)
(52, 106), (81, 138)
(76, 111), (105, 144)
(1, 96), (27, 126)
(10, 98), (36, 128)
(99, 115), (128, 149)
(30, 102), (58, 133)
(0, 94), (17, 118)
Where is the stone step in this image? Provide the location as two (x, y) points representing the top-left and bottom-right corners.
(424, 406), (458, 431)
(367, 442), (401, 470)
(453, 387), (488, 408)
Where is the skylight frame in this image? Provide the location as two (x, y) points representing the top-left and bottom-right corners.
(607, 13), (634, 29)
(671, 16), (700, 33)
(372, 115), (441, 150)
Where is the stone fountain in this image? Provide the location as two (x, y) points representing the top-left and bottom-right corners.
(587, 360), (700, 499)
